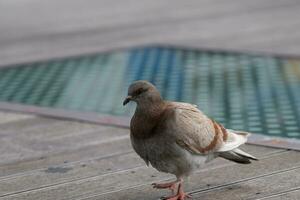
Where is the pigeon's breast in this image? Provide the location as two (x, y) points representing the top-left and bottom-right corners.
(131, 133), (206, 177)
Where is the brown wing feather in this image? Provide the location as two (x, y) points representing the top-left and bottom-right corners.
(167, 102), (226, 154)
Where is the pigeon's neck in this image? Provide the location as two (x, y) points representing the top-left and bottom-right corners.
(136, 100), (166, 118)
(131, 101), (167, 139)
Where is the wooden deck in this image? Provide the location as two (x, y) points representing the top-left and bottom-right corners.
(0, 111), (299, 200)
(1, 0), (300, 199)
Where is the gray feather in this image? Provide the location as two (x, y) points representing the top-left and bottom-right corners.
(219, 151), (252, 164)
(233, 148), (258, 161)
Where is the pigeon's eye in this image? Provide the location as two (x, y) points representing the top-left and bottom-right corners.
(136, 89), (143, 95)
(135, 88), (147, 96)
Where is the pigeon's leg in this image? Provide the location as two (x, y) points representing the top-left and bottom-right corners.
(161, 179), (191, 200)
(152, 179), (179, 194)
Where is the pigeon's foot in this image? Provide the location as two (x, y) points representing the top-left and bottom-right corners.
(161, 182), (191, 200)
(152, 181), (178, 194)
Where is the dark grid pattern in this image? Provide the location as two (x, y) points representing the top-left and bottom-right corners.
(0, 47), (299, 138)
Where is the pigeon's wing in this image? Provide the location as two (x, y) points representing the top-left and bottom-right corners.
(168, 102), (249, 154)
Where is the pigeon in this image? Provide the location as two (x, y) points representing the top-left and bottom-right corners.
(123, 80), (258, 200)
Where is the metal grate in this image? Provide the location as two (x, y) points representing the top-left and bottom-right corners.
(0, 47), (299, 138)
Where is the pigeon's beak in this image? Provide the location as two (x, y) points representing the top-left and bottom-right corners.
(123, 96), (132, 106)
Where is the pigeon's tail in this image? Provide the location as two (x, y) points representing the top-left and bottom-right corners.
(219, 148), (258, 164)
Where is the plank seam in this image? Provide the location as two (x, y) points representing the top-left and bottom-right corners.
(189, 165), (300, 196)
(0, 150), (134, 181)
(0, 165), (146, 198)
(0, 149), (289, 198)
(75, 151), (294, 200)
(249, 186), (300, 200)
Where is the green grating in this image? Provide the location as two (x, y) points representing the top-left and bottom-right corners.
(0, 46), (300, 139)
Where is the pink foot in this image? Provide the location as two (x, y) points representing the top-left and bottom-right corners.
(162, 193), (191, 200)
(152, 181), (177, 194)
(161, 182), (191, 200)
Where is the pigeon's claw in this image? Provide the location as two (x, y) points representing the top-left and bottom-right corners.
(161, 192), (191, 200)
(152, 182), (177, 194)
(160, 182), (191, 200)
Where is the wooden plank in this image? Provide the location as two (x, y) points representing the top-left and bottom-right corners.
(260, 188), (300, 200)
(190, 166), (300, 200)
(0, 136), (131, 177)
(0, 117), (129, 165)
(0, 145), (279, 197)
(0, 137), (283, 177)
(0, 117), (63, 164)
(0, 152), (143, 197)
(0, 149), (295, 200)
(82, 151), (299, 200)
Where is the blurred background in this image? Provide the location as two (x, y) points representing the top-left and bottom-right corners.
(0, 0), (300, 139)
(1, 0), (300, 65)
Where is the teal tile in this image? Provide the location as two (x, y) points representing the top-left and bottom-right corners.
(0, 47), (299, 139)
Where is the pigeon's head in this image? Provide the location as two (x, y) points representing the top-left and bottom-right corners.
(123, 80), (162, 106)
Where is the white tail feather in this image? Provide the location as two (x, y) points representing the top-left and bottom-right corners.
(217, 129), (249, 152)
